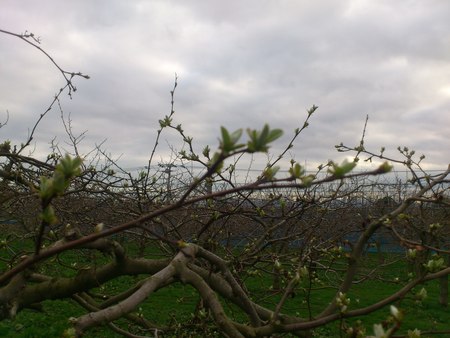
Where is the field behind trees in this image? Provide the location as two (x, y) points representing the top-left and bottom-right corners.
(1, 29), (449, 337)
(1, 179), (449, 337)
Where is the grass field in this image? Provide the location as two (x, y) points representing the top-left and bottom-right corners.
(0, 240), (449, 337)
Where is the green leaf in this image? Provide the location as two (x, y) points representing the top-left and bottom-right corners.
(328, 159), (357, 178)
(261, 166), (280, 181)
(230, 128), (243, 144)
(52, 173), (69, 195)
(307, 105), (318, 116)
(39, 177), (54, 200)
(158, 116), (172, 128)
(55, 154), (82, 178)
(260, 124), (269, 142)
(220, 127), (244, 153)
(289, 163), (305, 179)
(39, 155), (82, 202)
(246, 124), (283, 153)
(266, 128), (283, 143)
(246, 129), (259, 152)
(202, 145), (210, 158)
(377, 161), (393, 173)
(301, 175), (315, 186)
(209, 152), (224, 173)
(40, 205), (58, 225)
(220, 126), (231, 149)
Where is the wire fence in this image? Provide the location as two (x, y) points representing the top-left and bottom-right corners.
(126, 164), (449, 205)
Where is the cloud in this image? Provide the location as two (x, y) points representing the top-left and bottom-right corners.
(1, 0), (449, 176)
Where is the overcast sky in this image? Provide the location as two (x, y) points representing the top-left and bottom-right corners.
(1, 1), (449, 178)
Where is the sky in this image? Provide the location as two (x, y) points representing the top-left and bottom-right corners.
(1, 0), (449, 179)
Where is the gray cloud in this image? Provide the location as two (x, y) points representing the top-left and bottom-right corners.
(1, 0), (449, 175)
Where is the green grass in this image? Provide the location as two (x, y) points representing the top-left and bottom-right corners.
(1, 238), (449, 337)
(1, 276), (447, 337)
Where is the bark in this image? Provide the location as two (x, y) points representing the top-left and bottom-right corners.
(73, 245), (197, 336)
(175, 260), (245, 338)
(14, 256), (168, 310)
